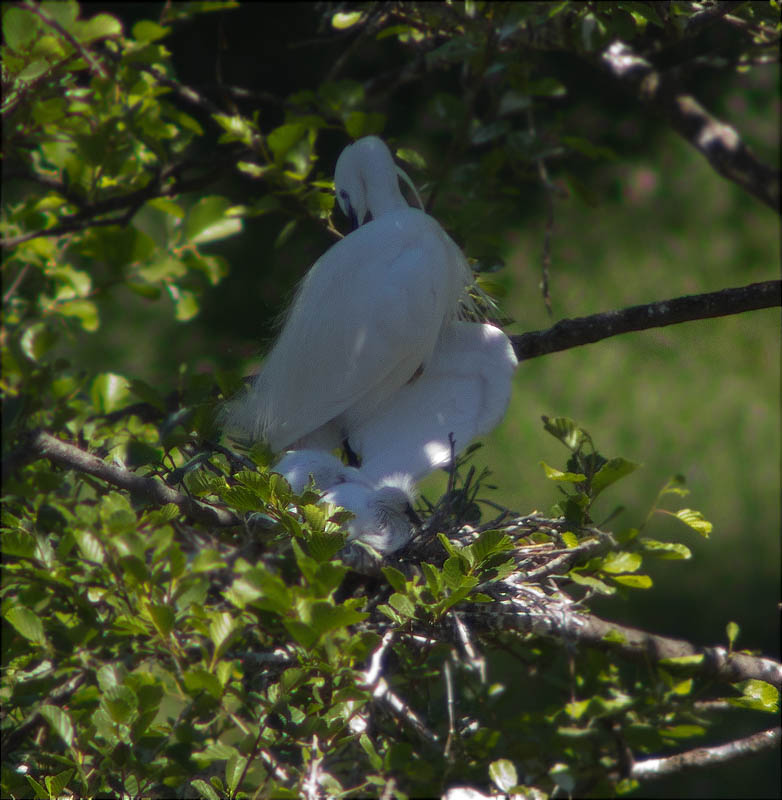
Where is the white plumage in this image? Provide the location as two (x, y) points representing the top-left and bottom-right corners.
(322, 474), (417, 555)
(272, 449), (416, 555)
(273, 448), (363, 494)
(351, 320), (518, 484)
(224, 136), (473, 452)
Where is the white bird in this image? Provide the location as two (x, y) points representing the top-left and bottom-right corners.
(349, 320), (518, 484)
(322, 474), (418, 555)
(223, 136), (473, 452)
(273, 449), (417, 556)
(273, 448), (362, 494)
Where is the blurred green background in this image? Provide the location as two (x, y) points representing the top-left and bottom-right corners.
(65, 5), (779, 796)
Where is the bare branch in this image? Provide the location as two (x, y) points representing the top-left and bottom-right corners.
(599, 41), (780, 212)
(683, 0), (745, 36)
(7, 430), (239, 527)
(511, 281), (781, 361)
(631, 727), (781, 780)
(468, 595), (782, 688)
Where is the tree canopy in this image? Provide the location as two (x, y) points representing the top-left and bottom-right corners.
(2, 2), (780, 799)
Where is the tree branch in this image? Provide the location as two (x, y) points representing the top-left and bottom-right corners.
(631, 727), (781, 780)
(510, 281), (781, 361)
(599, 40), (780, 212)
(8, 430), (239, 527)
(468, 593), (782, 688)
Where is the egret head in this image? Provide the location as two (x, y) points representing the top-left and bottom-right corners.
(334, 136), (408, 229)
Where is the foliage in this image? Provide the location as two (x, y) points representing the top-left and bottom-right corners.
(1, 2), (779, 798)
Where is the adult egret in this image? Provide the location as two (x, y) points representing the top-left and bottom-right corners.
(224, 136), (473, 452)
(350, 320), (518, 484)
(322, 474), (418, 555)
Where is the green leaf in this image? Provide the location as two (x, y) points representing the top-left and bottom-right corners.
(132, 20), (170, 42)
(540, 461), (586, 483)
(591, 457), (640, 496)
(25, 776), (49, 800)
(542, 415), (588, 451)
(74, 12), (122, 41)
(45, 770), (75, 800)
(345, 111), (385, 138)
(191, 778), (221, 800)
(726, 621), (740, 648)
(600, 551), (642, 573)
(102, 685), (138, 724)
(209, 611), (236, 653)
(90, 373), (131, 413)
(672, 509), (712, 537)
(611, 573), (652, 589)
(489, 759), (518, 792)
(389, 592), (416, 619)
(5, 606), (47, 645)
(638, 538), (691, 560)
(569, 572), (615, 595)
(20, 322), (59, 362)
(1, 530), (37, 559)
(39, 705), (74, 747)
(184, 668), (223, 700)
(57, 299), (99, 331)
(382, 566), (408, 593)
(731, 680), (779, 713)
(185, 196), (243, 244)
(146, 603), (175, 637)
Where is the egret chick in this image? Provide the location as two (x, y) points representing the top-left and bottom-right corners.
(273, 449), (364, 494)
(323, 474), (418, 556)
(223, 136), (473, 452)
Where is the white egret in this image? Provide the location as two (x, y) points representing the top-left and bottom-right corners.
(224, 136), (473, 452)
(349, 320), (518, 484)
(273, 449), (417, 556)
(322, 474), (418, 555)
(273, 448), (362, 494)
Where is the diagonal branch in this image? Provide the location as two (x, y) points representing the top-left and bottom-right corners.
(599, 41), (780, 212)
(631, 726), (781, 780)
(510, 280), (781, 361)
(6, 429), (238, 527)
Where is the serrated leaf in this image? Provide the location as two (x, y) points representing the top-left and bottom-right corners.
(388, 592), (416, 619)
(542, 415), (588, 451)
(673, 509), (712, 537)
(191, 778), (221, 800)
(638, 538), (691, 560)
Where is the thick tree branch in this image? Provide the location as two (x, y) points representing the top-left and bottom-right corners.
(599, 40), (780, 212)
(468, 593), (782, 688)
(631, 727), (781, 780)
(510, 281), (781, 361)
(8, 430), (238, 527)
